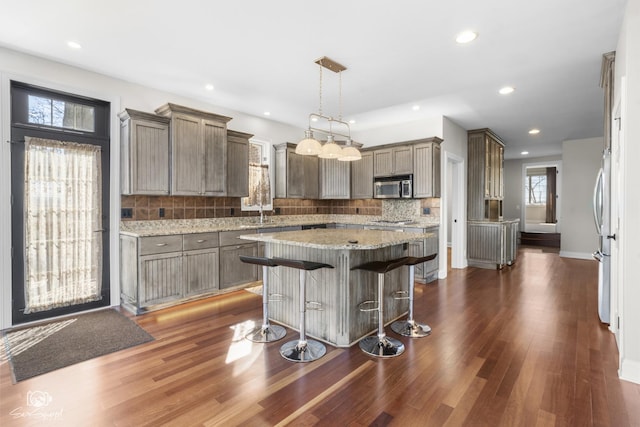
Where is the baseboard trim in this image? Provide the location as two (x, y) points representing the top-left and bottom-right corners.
(619, 358), (640, 385)
(559, 251), (594, 260)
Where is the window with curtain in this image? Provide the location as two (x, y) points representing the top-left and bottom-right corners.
(241, 141), (272, 211)
(24, 136), (102, 313)
(525, 169), (547, 205)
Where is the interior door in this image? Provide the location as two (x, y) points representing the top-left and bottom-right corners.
(10, 82), (111, 324)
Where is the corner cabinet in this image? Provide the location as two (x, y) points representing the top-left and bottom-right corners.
(119, 109), (170, 195)
(351, 151), (374, 199)
(226, 130), (253, 197)
(413, 139), (442, 198)
(274, 143), (318, 198)
(155, 103), (232, 196)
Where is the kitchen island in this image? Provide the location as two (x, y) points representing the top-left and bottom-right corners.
(242, 228), (435, 347)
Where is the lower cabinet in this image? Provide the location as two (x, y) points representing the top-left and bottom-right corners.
(120, 230), (248, 314)
(184, 248), (220, 296)
(139, 252), (183, 306)
(406, 226), (439, 283)
(220, 243), (258, 289)
(467, 219), (519, 269)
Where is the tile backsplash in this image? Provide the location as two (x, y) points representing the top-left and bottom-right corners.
(121, 195), (439, 221)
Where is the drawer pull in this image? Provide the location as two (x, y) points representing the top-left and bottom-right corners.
(156, 243), (167, 247)
(197, 239), (206, 243)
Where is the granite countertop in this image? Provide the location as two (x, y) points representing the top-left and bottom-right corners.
(242, 228), (435, 250)
(120, 214), (440, 237)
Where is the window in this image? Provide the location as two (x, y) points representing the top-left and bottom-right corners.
(241, 140), (273, 211)
(28, 95), (95, 132)
(526, 174), (547, 204)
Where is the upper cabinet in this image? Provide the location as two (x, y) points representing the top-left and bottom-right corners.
(226, 130), (253, 197)
(351, 151), (374, 199)
(155, 103), (232, 196)
(373, 145), (413, 177)
(467, 128), (505, 220)
(319, 158), (350, 199)
(274, 143), (318, 198)
(413, 139), (442, 198)
(119, 109), (171, 195)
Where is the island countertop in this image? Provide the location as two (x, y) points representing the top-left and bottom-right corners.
(240, 228), (435, 250)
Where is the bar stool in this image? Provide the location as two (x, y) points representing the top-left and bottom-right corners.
(239, 255), (286, 343)
(272, 257), (334, 363)
(390, 254), (437, 338)
(352, 257), (409, 358)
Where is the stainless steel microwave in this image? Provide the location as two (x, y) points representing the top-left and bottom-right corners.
(374, 175), (413, 199)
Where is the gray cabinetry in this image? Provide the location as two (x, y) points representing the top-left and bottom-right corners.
(226, 130), (252, 197)
(120, 231), (224, 314)
(413, 140), (442, 198)
(467, 220), (519, 269)
(468, 128), (505, 220)
(374, 145), (413, 177)
(219, 230), (258, 289)
(406, 226), (439, 282)
(274, 143), (318, 198)
(155, 103), (232, 196)
(319, 158), (350, 199)
(119, 109), (170, 195)
(350, 151), (373, 199)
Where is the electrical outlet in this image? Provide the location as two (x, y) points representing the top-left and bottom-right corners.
(275, 207), (281, 215)
(356, 208), (360, 214)
(422, 207), (431, 215)
(121, 208), (133, 219)
(230, 207), (235, 216)
(159, 208), (165, 217)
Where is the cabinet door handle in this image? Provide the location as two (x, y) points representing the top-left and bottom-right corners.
(197, 239), (206, 243)
(156, 243), (167, 247)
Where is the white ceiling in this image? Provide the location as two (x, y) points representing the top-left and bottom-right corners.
(0, 0), (626, 158)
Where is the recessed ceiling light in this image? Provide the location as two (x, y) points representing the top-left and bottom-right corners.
(521, 151), (529, 155)
(205, 84), (214, 91)
(499, 86), (515, 95)
(67, 41), (82, 49)
(349, 119), (356, 124)
(263, 111), (271, 116)
(412, 105), (420, 111)
(528, 128), (540, 135)
(456, 31), (477, 44)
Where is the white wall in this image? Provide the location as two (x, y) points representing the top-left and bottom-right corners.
(0, 46), (303, 330)
(614, 0), (640, 384)
(559, 137), (602, 258)
(503, 155), (562, 223)
(441, 116), (468, 273)
(352, 116), (443, 146)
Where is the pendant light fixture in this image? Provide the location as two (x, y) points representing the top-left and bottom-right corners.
(295, 57), (362, 161)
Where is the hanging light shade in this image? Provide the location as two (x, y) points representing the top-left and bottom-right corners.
(338, 139), (361, 161)
(295, 129), (321, 155)
(318, 135), (343, 159)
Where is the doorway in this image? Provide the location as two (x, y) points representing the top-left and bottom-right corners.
(10, 81), (111, 324)
(442, 151), (465, 276)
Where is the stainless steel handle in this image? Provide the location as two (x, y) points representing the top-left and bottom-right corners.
(156, 243), (167, 247)
(93, 229), (106, 233)
(593, 168), (603, 235)
(196, 239), (206, 243)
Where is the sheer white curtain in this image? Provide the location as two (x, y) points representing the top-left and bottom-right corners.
(24, 136), (102, 313)
(245, 163), (271, 207)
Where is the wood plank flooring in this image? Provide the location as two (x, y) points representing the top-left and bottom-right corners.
(2, 247), (639, 426)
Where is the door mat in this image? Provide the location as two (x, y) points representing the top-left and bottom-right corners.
(1, 308), (154, 382)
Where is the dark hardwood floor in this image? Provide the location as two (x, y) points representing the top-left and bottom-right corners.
(2, 246), (639, 426)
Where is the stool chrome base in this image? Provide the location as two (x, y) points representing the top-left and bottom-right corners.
(280, 339), (326, 363)
(390, 319), (431, 338)
(245, 324), (287, 343)
(359, 335), (405, 358)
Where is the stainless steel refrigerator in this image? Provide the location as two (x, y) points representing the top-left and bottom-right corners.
(593, 149), (611, 324)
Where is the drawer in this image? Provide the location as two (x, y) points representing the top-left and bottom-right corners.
(139, 235), (183, 255)
(219, 229), (256, 246)
(183, 232), (219, 251)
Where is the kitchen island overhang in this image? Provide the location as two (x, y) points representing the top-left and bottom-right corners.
(240, 228), (435, 347)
